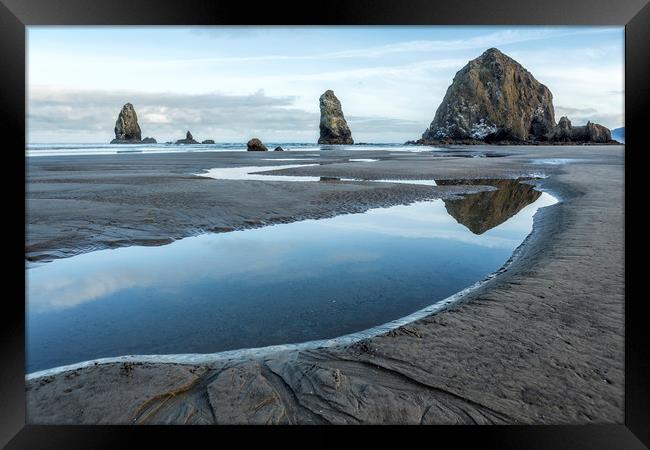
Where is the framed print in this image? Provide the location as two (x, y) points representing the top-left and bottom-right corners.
(1, 0), (648, 447)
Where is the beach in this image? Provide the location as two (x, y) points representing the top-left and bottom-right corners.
(25, 145), (624, 424)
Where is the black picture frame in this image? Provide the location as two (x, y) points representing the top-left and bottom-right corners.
(2, 0), (648, 447)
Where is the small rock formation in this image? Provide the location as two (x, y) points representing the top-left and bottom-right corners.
(273, 146), (284, 152)
(201, 139), (215, 144)
(175, 131), (199, 145)
(111, 103), (143, 143)
(141, 137), (157, 144)
(318, 90), (353, 145)
(545, 117), (611, 143)
(416, 48), (614, 145)
(247, 138), (268, 151)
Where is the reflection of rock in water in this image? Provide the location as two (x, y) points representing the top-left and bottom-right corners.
(436, 179), (542, 234)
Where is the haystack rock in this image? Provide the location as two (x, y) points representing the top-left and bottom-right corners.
(176, 131), (199, 144)
(318, 90), (353, 145)
(247, 138), (268, 151)
(418, 48), (613, 144)
(111, 103), (143, 143)
(421, 48), (555, 143)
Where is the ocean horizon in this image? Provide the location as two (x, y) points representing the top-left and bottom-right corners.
(26, 142), (444, 157)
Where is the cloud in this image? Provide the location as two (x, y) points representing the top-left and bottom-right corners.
(347, 116), (425, 140)
(553, 106), (622, 128)
(28, 87), (427, 143)
(553, 106), (623, 128)
(554, 106), (598, 116)
(28, 87), (311, 141)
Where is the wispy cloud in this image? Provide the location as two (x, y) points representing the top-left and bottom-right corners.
(175, 28), (615, 63)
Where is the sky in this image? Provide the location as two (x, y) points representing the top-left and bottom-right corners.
(27, 26), (624, 143)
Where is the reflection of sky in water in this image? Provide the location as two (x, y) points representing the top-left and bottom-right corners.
(530, 158), (583, 165)
(199, 164), (438, 186)
(26, 193), (556, 372)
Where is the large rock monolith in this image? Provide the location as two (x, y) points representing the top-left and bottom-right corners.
(318, 90), (353, 145)
(416, 48), (614, 144)
(421, 48), (555, 143)
(111, 103), (143, 143)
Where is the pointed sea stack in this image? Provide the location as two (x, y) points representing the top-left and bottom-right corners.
(111, 103), (143, 143)
(417, 48), (613, 145)
(318, 90), (353, 145)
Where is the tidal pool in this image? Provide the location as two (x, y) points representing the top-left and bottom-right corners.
(26, 181), (556, 373)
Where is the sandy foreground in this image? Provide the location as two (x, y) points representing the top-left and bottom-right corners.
(25, 145), (624, 424)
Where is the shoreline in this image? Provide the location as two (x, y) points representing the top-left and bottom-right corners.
(26, 146), (624, 424)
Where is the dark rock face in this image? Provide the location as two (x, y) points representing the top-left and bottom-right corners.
(274, 146), (284, 151)
(417, 48), (613, 145)
(141, 137), (157, 144)
(318, 90), (353, 145)
(583, 122), (611, 143)
(422, 48), (555, 142)
(201, 139), (215, 144)
(247, 138), (268, 151)
(546, 118), (611, 143)
(176, 131), (199, 145)
(111, 103), (143, 143)
(436, 179), (542, 234)
(545, 116), (572, 141)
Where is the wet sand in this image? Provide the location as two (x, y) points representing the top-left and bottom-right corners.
(27, 150), (495, 261)
(25, 145), (624, 424)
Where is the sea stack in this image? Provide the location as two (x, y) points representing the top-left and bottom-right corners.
(418, 48), (613, 144)
(422, 48), (555, 142)
(111, 103), (143, 143)
(318, 90), (353, 145)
